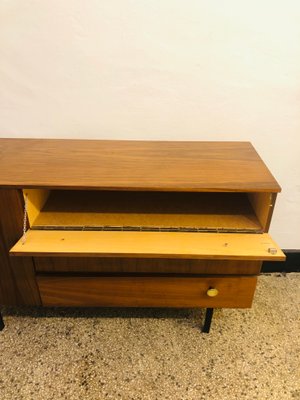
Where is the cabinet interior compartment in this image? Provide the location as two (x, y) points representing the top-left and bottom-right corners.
(22, 189), (271, 233)
(12, 190), (284, 260)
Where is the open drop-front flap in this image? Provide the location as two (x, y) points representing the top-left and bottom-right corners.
(10, 230), (285, 261)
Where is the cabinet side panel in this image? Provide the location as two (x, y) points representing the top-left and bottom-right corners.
(0, 227), (18, 304)
(264, 193), (277, 232)
(0, 189), (41, 305)
(23, 189), (50, 226)
(248, 192), (277, 231)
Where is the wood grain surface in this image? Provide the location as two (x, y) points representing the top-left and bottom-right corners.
(0, 139), (281, 192)
(37, 275), (257, 308)
(34, 257), (262, 275)
(0, 189), (41, 305)
(10, 230), (286, 261)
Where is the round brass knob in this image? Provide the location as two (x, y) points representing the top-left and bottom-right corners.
(206, 288), (219, 297)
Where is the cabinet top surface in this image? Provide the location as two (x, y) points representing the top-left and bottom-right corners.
(0, 139), (281, 192)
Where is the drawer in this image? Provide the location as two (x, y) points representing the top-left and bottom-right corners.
(34, 257), (262, 275)
(37, 275), (257, 308)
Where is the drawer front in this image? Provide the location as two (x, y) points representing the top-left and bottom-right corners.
(34, 257), (262, 275)
(37, 275), (257, 308)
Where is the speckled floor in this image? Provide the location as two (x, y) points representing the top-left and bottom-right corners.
(0, 273), (299, 400)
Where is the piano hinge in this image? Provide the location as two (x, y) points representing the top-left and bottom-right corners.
(31, 225), (263, 234)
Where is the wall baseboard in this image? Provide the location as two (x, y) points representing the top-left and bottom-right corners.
(262, 250), (300, 273)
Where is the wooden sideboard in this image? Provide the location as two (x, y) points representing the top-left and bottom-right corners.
(0, 139), (285, 332)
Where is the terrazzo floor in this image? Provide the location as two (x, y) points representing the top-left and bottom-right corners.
(0, 273), (299, 400)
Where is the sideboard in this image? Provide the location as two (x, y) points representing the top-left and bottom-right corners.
(0, 139), (285, 332)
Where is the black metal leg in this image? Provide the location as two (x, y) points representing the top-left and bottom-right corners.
(0, 310), (4, 331)
(202, 308), (214, 333)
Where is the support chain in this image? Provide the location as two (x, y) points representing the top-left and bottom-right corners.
(22, 194), (28, 244)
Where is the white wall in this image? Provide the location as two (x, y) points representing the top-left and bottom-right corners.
(0, 1), (299, 248)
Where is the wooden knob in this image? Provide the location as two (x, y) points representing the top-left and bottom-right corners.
(206, 288), (219, 297)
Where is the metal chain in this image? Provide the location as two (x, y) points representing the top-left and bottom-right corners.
(22, 194), (28, 244)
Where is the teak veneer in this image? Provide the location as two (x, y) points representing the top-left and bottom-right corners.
(0, 139), (285, 333)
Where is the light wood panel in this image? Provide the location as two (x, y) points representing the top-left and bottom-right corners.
(34, 257), (262, 275)
(37, 275), (257, 308)
(10, 230), (286, 261)
(23, 189), (50, 226)
(0, 139), (281, 192)
(33, 190), (262, 232)
(247, 192), (276, 231)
